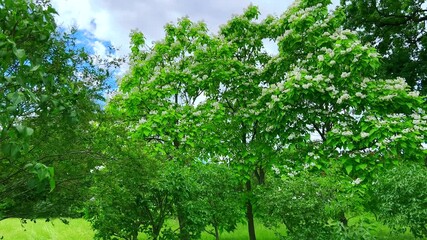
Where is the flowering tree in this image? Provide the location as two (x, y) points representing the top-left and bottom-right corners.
(256, 0), (427, 180)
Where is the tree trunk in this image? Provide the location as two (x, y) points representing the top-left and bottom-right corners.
(131, 231), (138, 240)
(177, 208), (190, 240)
(215, 225), (220, 240)
(152, 223), (161, 240)
(246, 180), (256, 240)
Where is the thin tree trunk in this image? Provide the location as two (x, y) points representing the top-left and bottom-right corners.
(177, 208), (190, 240)
(246, 180), (256, 240)
(215, 225), (220, 240)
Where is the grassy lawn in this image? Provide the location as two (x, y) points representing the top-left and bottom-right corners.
(0, 218), (93, 240)
(0, 218), (421, 240)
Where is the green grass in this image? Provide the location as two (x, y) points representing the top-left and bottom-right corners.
(0, 218), (421, 240)
(0, 218), (283, 240)
(0, 218), (93, 240)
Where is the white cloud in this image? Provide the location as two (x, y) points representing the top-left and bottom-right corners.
(92, 40), (107, 58)
(51, 0), (339, 85)
(51, 0), (299, 56)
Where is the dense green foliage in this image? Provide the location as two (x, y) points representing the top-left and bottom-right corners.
(1, 0), (427, 240)
(341, 0), (427, 95)
(0, 0), (112, 220)
(370, 163), (427, 238)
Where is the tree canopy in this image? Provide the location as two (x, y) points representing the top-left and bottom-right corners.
(341, 0), (427, 95)
(0, 0), (113, 220)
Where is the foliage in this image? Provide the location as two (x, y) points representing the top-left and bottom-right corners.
(255, 170), (344, 239)
(193, 163), (245, 240)
(84, 116), (165, 240)
(370, 162), (427, 238)
(340, 0), (427, 95)
(255, 0), (427, 182)
(86, 122), (244, 240)
(0, 0), (114, 220)
(108, 0), (427, 239)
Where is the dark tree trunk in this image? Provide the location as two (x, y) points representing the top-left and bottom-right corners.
(152, 223), (162, 240)
(215, 225), (220, 240)
(177, 208), (190, 240)
(246, 180), (256, 240)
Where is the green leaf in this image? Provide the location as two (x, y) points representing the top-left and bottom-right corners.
(345, 165), (353, 174)
(357, 163), (367, 170)
(13, 48), (26, 60)
(15, 125), (33, 137)
(25, 127), (34, 137)
(30, 65), (40, 71)
(15, 125), (25, 134)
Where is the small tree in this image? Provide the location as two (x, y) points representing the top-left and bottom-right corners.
(193, 163), (244, 240)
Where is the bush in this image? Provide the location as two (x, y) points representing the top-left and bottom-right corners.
(255, 172), (339, 240)
(370, 162), (427, 238)
(255, 169), (375, 240)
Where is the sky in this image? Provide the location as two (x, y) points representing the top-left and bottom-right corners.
(50, 0), (339, 86)
(51, 0), (297, 58)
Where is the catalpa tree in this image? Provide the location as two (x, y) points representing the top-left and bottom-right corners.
(255, 0), (426, 180)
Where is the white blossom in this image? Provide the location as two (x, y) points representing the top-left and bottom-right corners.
(409, 91), (420, 97)
(287, 133), (296, 140)
(272, 165), (280, 175)
(271, 95), (280, 102)
(361, 132), (370, 138)
(355, 92), (366, 98)
(337, 93), (350, 104)
(341, 130), (353, 136)
(352, 178), (362, 185)
(341, 72), (350, 78)
(302, 83), (312, 89)
(379, 94), (397, 101)
(139, 118), (147, 124)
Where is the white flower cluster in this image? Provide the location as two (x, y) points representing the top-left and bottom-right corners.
(302, 83), (312, 89)
(379, 94), (397, 101)
(307, 9), (335, 34)
(287, 133), (296, 140)
(383, 77), (408, 91)
(360, 77), (372, 88)
(303, 162), (316, 169)
(355, 92), (367, 98)
(352, 178), (362, 185)
(409, 91), (420, 97)
(325, 85), (339, 96)
(272, 165), (280, 175)
(271, 94), (280, 102)
(360, 132), (369, 138)
(337, 92), (350, 104)
(287, 3), (323, 23)
(341, 72), (350, 78)
(341, 130), (353, 136)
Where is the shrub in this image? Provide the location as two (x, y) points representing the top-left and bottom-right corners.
(370, 162), (427, 238)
